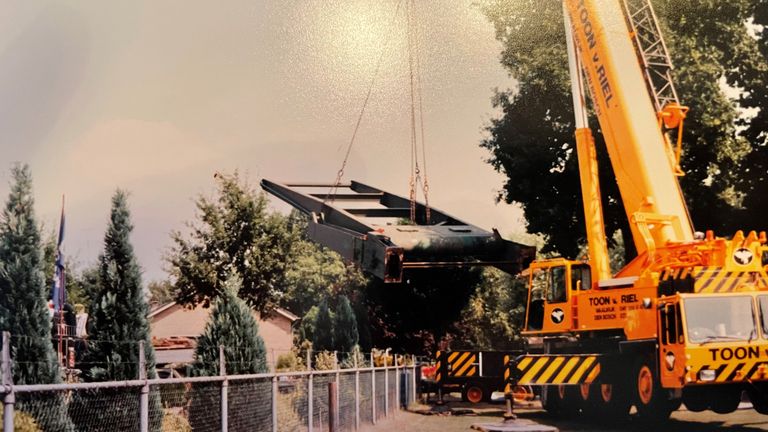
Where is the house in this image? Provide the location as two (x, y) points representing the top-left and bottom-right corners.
(149, 302), (299, 373)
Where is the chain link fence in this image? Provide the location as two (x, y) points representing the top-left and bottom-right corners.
(1, 333), (420, 432)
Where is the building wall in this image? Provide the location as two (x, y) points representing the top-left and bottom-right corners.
(150, 303), (296, 370)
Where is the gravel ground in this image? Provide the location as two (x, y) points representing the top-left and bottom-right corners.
(360, 400), (768, 432)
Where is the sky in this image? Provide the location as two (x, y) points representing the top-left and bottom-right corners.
(0, 1), (526, 283)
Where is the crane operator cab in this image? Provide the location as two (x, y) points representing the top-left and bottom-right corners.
(523, 259), (591, 334)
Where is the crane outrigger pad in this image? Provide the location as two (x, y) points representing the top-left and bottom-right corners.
(261, 179), (535, 282)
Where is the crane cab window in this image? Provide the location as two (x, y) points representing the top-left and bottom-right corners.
(759, 295), (768, 337)
(571, 265), (591, 291)
(547, 266), (567, 304)
(660, 303), (683, 345)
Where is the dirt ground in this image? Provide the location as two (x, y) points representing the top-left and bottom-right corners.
(362, 399), (768, 432)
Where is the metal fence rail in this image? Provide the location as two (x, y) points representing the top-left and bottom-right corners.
(0, 333), (419, 432)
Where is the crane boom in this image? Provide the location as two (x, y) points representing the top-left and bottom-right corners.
(563, 0), (694, 265)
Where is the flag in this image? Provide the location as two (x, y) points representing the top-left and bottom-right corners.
(51, 196), (66, 311)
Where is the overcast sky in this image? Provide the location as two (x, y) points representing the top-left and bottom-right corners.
(0, 1), (526, 283)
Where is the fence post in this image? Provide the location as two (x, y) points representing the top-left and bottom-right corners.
(307, 350), (308, 432)
(328, 381), (338, 432)
(370, 352), (376, 425)
(272, 372), (278, 432)
(411, 355), (417, 406)
(384, 349), (389, 417)
(2, 332), (14, 432)
(139, 341), (149, 432)
(220, 345), (228, 432)
(354, 353), (359, 430)
(394, 355), (399, 414)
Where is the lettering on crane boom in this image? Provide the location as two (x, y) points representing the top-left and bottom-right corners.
(575, 0), (614, 106)
(587, 293), (640, 321)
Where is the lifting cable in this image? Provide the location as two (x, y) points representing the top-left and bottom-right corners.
(325, 0), (431, 226)
(325, 0), (405, 204)
(406, 0), (431, 224)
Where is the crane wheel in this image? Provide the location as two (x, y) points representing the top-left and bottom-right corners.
(748, 383), (768, 415)
(710, 385), (741, 414)
(632, 359), (674, 421)
(682, 387), (709, 412)
(543, 385), (581, 417)
(462, 383), (486, 404)
(582, 383), (630, 420)
(542, 385), (565, 415)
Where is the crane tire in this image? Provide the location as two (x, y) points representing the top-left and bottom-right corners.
(748, 383), (768, 415)
(710, 385), (741, 414)
(632, 359), (674, 421)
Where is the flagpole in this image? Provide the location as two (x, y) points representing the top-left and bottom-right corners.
(57, 195), (65, 368)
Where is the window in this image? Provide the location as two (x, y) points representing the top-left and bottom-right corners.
(548, 266), (567, 303)
(684, 296), (756, 343)
(760, 295), (768, 337)
(660, 303), (683, 345)
(571, 265), (591, 291)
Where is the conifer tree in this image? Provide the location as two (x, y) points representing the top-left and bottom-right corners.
(71, 190), (161, 431)
(191, 274), (268, 376)
(313, 299), (334, 353)
(188, 275), (268, 431)
(334, 295), (358, 355)
(0, 164), (75, 430)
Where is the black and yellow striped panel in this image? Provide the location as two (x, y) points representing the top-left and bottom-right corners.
(692, 361), (768, 383)
(447, 351), (478, 377)
(503, 355), (511, 393)
(515, 355), (601, 385)
(660, 266), (768, 293)
(435, 350), (442, 383)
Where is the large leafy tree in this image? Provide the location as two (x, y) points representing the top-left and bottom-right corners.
(480, 0), (768, 260)
(0, 164), (74, 430)
(73, 190), (162, 431)
(363, 268), (482, 354)
(280, 235), (367, 318)
(168, 172), (299, 314)
(451, 268), (527, 351)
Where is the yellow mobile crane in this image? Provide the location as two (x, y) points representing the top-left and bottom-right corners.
(514, 0), (768, 420)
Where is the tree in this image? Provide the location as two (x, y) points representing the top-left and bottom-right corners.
(191, 274), (268, 376)
(72, 190), (161, 431)
(0, 164), (74, 430)
(451, 268), (527, 351)
(281, 236), (367, 318)
(313, 299), (334, 352)
(479, 0), (768, 261)
(147, 279), (175, 307)
(188, 275), (268, 432)
(334, 295), (359, 354)
(363, 268), (482, 354)
(168, 172), (299, 314)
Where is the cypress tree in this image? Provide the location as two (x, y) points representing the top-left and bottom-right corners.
(313, 299), (334, 353)
(334, 295), (359, 355)
(188, 274), (268, 431)
(191, 274), (268, 376)
(0, 164), (74, 430)
(71, 190), (162, 431)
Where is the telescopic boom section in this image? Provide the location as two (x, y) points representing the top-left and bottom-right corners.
(563, 0), (694, 265)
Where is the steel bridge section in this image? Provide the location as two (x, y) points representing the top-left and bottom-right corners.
(261, 179), (535, 282)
